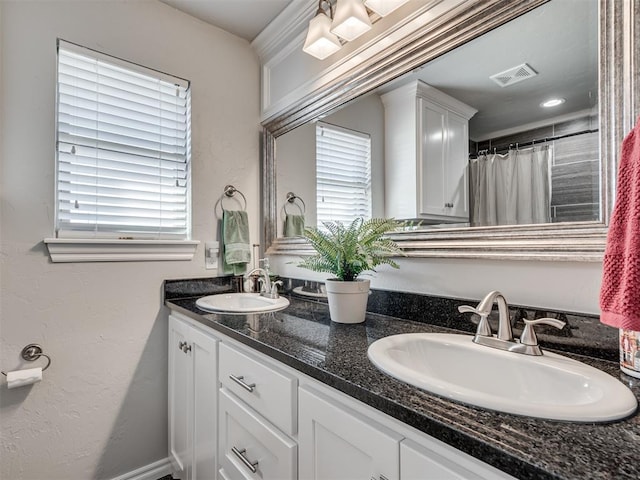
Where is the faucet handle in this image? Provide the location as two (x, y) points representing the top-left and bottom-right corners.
(520, 318), (566, 346)
(458, 305), (492, 337)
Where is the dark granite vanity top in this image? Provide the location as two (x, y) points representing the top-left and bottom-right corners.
(164, 278), (640, 480)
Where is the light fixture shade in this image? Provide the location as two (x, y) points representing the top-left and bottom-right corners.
(303, 11), (342, 60)
(364, 0), (409, 16)
(330, 0), (372, 42)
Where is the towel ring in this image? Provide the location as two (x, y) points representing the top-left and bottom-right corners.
(221, 185), (247, 211)
(284, 192), (306, 215)
(1, 344), (51, 376)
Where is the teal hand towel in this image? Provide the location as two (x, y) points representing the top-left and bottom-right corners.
(284, 214), (305, 237)
(222, 210), (251, 274)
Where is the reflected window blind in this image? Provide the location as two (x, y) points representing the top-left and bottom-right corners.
(55, 40), (191, 239)
(316, 123), (371, 226)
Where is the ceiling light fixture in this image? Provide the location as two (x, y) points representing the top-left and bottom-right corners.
(331, 0), (372, 41)
(541, 98), (566, 108)
(303, 0), (342, 60)
(364, 0), (410, 16)
(304, 0), (404, 60)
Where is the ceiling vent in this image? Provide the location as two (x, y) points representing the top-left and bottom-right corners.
(489, 63), (538, 87)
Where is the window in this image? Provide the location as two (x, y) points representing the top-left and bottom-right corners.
(55, 40), (191, 240)
(316, 123), (371, 227)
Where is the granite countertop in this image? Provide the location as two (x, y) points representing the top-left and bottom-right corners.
(165, 293), (640, 480)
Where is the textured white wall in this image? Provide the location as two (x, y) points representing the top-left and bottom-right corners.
(0, 1), (260, 479)
(271, 256), (604, 315)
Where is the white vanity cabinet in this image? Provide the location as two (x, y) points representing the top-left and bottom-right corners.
(298, 386), (402, 480)
(168, 311), (514, 480)
(168, 314), (219, 480)
(381, 80), (477, 222)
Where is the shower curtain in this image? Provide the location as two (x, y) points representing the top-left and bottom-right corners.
(470, 146), (552, 227)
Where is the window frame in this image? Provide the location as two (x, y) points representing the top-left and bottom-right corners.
(315, 122), (372, 228)
(45, 40), (198, 262)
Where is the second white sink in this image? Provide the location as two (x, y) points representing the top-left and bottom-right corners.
(368, 332), (637, 423)
(196, 293), (289, 314)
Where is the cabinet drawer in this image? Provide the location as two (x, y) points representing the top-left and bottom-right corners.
(219, 342), (297, 435)
(219, 388), (297, 480)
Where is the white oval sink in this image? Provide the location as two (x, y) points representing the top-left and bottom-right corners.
(368, 333), (637, 422)
(196, 293), (289, 314)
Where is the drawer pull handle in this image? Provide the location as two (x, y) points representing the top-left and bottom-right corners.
(229, 374), (255, 392)
(232, 446), (258, 473)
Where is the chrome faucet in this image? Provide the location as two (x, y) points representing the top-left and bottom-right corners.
(244, 268), (282, 299)
(459, 290), (513, 341)
(458, 291), (566, 356)
(245, 268), (270, 294)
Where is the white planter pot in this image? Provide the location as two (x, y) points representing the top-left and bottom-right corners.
(324, 278), (370, 324)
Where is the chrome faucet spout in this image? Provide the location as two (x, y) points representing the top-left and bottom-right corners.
(476, 290), (513, 341)
(245, 268), (271, 294)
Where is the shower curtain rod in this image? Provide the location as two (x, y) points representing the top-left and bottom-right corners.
(473, 128), (599, 157)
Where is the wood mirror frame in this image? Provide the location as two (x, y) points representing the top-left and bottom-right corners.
(261, 0), (639, 261)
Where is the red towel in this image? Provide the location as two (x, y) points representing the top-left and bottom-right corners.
(600, 117), (640, 330)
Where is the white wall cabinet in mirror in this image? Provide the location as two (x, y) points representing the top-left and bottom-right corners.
(259, 0), (639, 261)
(381, 81), (477, 223)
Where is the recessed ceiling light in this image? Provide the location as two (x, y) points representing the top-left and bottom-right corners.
(541, 98), (565, 108)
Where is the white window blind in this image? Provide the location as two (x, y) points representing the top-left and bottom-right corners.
(316, 123), (372, 226)
(55, 40), (191, 239)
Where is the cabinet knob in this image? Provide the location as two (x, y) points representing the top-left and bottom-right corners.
(229, 374), (256, 393)
(178, 341), (187, 351)
(182, 343), (192, 353)
(444, 202), (454, 208)
(232, 446), (258, 473)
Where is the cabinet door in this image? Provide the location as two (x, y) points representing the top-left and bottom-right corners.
(419, 100), (448, 218)
(299, 386), (402, 480)
(444, 111), (470, 220)
(419, 100), (470, 222)
(169, 315), (191, 477)
(190, 325), (219, 480)
(169, 315), (218, 480)
(401, 438), (514, 480)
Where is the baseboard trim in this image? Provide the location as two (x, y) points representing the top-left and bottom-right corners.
(110, 457), (173, 480)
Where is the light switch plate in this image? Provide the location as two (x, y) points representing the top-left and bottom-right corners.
(205, 241), (219, 270)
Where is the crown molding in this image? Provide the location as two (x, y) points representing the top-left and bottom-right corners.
(251, 0), (317, 60)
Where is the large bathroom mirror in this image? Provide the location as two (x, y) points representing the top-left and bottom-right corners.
(262, 0), (639, 261)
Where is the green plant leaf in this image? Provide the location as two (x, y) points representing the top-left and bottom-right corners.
(297, 217), (405, 281)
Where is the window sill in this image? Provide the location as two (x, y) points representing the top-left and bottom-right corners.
(44, 238), (200, 263)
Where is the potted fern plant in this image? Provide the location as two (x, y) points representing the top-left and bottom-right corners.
(298, 217), (404, 324)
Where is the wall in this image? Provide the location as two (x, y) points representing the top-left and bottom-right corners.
(270, 256), (604, 315)
(0, 1), (260, 479)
